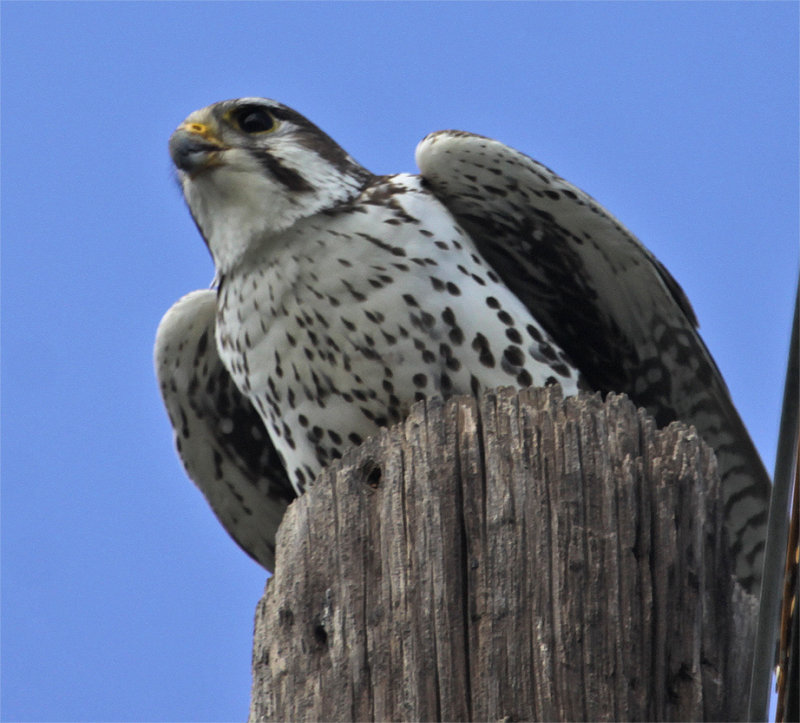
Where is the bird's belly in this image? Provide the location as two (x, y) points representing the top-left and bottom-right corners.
(217, 272), (461, 492)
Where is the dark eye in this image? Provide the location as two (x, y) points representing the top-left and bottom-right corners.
(234, 107), (276, 134)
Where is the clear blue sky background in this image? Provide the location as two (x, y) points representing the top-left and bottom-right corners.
(2, 2), (797, 721)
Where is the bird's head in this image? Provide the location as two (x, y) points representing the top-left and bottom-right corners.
(169, 98), (372, 272)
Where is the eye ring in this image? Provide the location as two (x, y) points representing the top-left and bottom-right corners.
(231, 106), (277, 135)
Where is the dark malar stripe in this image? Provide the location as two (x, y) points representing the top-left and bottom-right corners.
(255, 151), (314, 193)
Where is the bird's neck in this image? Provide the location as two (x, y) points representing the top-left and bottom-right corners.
(187, 165), (372, 276)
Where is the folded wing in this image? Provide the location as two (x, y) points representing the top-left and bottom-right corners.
(155, 289), (296, 572)
(417, 130), (770, 593)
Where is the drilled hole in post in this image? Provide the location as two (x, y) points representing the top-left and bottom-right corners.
(313, 622), (328, 647)
(360, 461), (382, 489)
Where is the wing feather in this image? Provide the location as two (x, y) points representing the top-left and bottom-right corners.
(417, 131), (770, 592)
(154, 289), (296, 572)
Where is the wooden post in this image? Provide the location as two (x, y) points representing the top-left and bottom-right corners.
(249, 387), (757, 722)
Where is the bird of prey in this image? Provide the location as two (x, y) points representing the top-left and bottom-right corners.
(155, 97), (770, 592)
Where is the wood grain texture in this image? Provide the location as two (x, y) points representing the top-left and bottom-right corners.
(249, 387), (756, 722)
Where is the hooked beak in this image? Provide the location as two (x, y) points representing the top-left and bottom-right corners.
(169, 121), (228, 174)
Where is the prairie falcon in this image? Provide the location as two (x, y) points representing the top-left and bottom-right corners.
(155, 97), (770, 591)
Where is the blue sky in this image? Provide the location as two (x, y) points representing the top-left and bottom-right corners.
(1, 2), (797, 721)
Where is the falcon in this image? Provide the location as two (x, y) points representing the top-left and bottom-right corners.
(155, 97), (770, 593)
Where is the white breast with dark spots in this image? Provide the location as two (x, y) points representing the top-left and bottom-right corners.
(216, 174), (580, 493)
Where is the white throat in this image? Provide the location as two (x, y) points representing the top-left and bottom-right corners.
(181, 147), (368, 274)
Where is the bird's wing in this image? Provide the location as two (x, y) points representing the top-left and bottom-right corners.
(155, 289), (296, 572)
(417, 130), (771, 593)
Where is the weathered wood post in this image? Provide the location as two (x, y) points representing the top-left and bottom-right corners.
(249, 387), (757, 722)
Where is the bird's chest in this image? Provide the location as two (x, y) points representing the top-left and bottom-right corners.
(216, 230), (420, 409)
(213, 198), (467, 488)
(214, 184), (579, 492)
